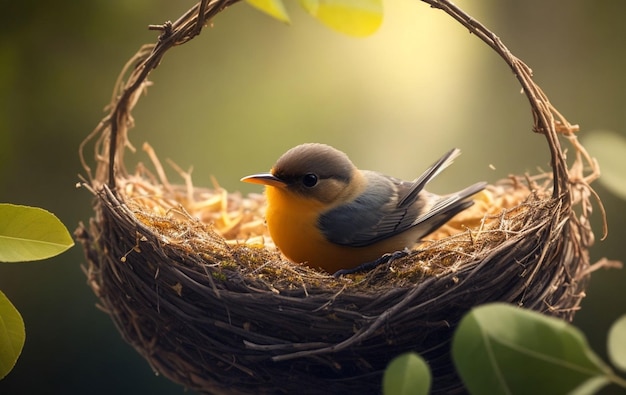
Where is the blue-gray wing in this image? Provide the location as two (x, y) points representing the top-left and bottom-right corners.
(318, 149), (486, 247)
(318, 172), (425, 247)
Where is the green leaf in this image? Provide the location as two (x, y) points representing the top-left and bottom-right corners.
(452, 303), (612, 395)
(0, 203), (74, 262)
(581, 129), (626, 200)
(0, 290), (25, 380)
(608, 314), (626, 372)
(383, 352), (431, 395)
(299, 0), (383, 37)
(247, 0), (291, 24)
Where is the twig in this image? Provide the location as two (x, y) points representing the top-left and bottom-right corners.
(101, 0), (242, 189)
(421, 0), (570, 198)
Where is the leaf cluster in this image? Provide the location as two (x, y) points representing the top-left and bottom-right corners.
(247, 0), (383, 37)
(0, 204), (74, 380)
(383, 303), (626, 395)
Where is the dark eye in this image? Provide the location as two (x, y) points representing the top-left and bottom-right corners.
(302, 173), (318, 187)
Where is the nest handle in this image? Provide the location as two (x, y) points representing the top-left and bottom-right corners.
(80, 0), (591, 206)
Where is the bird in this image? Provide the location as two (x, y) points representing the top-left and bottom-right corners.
(241, 143), (486, 275)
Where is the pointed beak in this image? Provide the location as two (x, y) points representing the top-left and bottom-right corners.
(240, 173), (287, 188)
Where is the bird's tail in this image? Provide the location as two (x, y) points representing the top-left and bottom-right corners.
(413, 181), (487, 238)
(398, 148), (461, 208)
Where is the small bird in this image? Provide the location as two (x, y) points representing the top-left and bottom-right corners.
(241, 143), (486, 274)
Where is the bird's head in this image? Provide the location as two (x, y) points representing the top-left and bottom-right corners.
(241, 143), (358, 205)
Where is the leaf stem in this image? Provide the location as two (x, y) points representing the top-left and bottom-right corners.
(608, 372), (626, 389)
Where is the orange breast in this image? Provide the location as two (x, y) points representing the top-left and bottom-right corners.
(264, 186), (411, 273)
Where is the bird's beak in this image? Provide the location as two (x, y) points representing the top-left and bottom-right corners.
(240, 173), (287, 188)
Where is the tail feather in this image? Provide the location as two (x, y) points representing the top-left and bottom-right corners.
(398, 148), (461, 208)
(411, 181), (487, 238)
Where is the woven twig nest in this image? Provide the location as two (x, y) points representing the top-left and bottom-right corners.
(76, 1), (603, 394)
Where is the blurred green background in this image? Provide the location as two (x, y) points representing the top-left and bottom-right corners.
(1, 1), (625, 394)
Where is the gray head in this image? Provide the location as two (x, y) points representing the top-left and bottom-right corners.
(242, 143), (358, 204)
(272, 143), (356, 203)
(274, 143), (353, 180)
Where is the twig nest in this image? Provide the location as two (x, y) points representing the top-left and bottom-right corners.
(75, 0), (601, 393)
(76, 144), (594, 394)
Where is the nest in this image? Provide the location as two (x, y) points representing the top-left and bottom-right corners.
(75, 0), (605, 394)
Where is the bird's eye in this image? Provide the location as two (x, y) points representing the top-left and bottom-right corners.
(302, 173), (318, 187)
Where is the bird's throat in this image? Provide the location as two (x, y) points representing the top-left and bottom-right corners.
(264, 186), (326, 263)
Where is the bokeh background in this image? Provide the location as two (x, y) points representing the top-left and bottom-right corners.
(1, 1), (625, 394)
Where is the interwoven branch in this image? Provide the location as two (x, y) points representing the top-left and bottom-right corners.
(79, 0), (597, 203)
(79, 0), (242, 188)
(423, 0), (578, 198)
